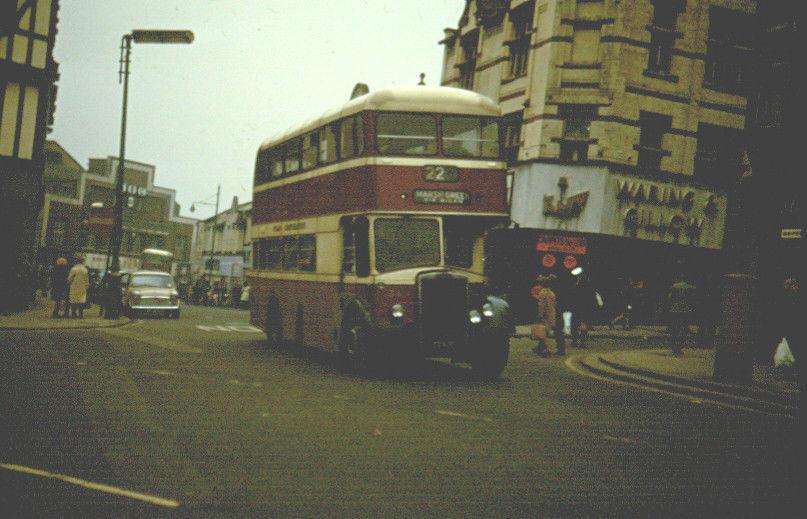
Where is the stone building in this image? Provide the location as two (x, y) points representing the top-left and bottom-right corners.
(440, 0), (756, 320)
(0, 0), (60, 311)
(36, 143), (197, 285)
(191, 196), (252, 287)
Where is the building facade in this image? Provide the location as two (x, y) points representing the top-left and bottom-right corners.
(0, 0), (60, 311)
(440, 0), (755, 320)
(191, 196), (252, 287)
(36, 144), (197, 284)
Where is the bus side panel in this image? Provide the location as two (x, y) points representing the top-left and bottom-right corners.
(249, 275), (372, 352)
(252, 166), (375, 225)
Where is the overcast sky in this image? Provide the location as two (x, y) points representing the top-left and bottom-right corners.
(51, 1), (464, 219)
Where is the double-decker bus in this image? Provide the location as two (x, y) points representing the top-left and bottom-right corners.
(249, 85), (513, 379)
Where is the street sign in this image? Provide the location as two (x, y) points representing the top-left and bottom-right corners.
(563, 255), (578, 269)
(541, 254), (556, 268)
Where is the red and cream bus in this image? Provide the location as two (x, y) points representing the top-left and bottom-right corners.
(249, 85), (513, 379)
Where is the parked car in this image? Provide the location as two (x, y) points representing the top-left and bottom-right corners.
(122, 270), (180, 318)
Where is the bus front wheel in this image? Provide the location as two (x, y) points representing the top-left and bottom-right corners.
(339, 315), (374, 375)
(471, 336), (509, 381)
(265, 298), (283, 348)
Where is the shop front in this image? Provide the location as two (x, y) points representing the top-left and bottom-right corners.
(490, 164), (726, 324)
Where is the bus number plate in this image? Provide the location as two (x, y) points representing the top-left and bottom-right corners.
(422, 165), (460, 182)
(414, 189), (470, 205)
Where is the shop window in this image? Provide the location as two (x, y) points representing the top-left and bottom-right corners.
(695, 123), (743, 187)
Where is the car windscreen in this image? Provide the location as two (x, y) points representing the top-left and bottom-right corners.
(374, 217), (440, 273)
(130, 275), (174, 288)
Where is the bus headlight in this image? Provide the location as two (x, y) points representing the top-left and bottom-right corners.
(482, 303), (494, 317)
(391, 304), (404, 319)
(469, 310), (482, 324)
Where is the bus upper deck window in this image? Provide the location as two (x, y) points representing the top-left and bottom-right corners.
(443, 116), (500, 158)
(377, 113), (437, 156)
(319, 125), (337, 164)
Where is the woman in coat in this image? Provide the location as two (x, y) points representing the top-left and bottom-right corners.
(532, 274), (557, 357)
(67, 257), (90, 318)
(50, 257), (69, 318)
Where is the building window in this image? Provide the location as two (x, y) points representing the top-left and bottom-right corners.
(636, 111), (671, 171)
(500, 111), (523, 164)
(48, 218), (67, 246)
(650, 0), (682, 31)
(558, 105), (596, 162)
(704, 7), (753, 94)
(695, 123), (743, 187)
(506, 1), (534, 78)
(647, 32), (674, 74)
(458, 30), (479, 90)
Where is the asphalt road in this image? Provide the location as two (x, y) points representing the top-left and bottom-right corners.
(0, 303), (800, 517)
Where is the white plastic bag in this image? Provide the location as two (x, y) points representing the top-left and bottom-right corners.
(773, 337), (795, 368)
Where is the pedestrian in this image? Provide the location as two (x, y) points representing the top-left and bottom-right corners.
(568, 270), (598, 349)
(67, 255), (90, 318)
(531, 274), (557, 357)
(666, 274), (697, 356)
(50, 257), (69, 318)
(231, 279), (243, 308)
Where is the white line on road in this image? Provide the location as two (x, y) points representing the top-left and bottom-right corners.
(100, 327), (202, 354)
(147, 370), (175, 377)
(0, 462), (180, 508)
(435, 409), (493, 423)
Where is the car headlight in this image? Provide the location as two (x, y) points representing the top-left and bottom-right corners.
(482, 303), (494, 317)
(391, 304), (404, 319)
(468, 309), (482, 324)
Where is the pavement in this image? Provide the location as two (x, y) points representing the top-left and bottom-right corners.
(514, 324), (801, 419)
(0, 295), (131, 330)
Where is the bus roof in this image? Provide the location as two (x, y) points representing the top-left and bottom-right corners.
(259, 86), (500, 152)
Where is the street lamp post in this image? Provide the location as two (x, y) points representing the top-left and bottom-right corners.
(105, 29), (193, 319)
(190, 184), (221, 276)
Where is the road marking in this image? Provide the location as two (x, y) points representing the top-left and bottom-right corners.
(196, 324), (263, 333)
(604, 435), (637, 444)
(76, 361), (87, 366)
(435, 409), (493, 423)
(565, 355), (798, 421)
(147, 370), (175, 377)
(100, 327), (201, 354)
(0, 463), (180, 508)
